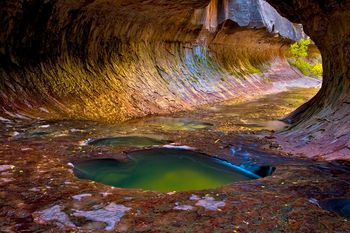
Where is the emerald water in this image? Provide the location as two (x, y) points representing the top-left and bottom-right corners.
(73, 148), (266, 192)
(6, 88), (317, 192)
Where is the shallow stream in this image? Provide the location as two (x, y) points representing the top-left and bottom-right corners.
(2, 87), (350, 228)
(0, 87), (319, 191)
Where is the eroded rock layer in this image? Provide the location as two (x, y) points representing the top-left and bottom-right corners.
(0, 0), (304, 122)
(265, 0), (350, 160)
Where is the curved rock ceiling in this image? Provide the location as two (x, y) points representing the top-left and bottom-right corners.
(0, 0), (303, 121)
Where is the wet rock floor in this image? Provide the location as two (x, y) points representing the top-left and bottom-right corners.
(1, 87), (350, 232)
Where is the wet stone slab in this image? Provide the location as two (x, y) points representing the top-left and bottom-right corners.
(33, 202), (131, 231)
(72, 203), (131, 231)
(33, 205), (75, 228)
(194, 196), (225, 211)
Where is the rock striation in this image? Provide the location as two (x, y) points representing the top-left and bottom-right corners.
(194, 0), (304, 40)
(266, 0), (350, 160)
(0, 0), (304, 122)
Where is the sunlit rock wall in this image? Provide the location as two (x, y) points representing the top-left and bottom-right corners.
(194, 0), (304, 40)
(0, 0), (304, 122)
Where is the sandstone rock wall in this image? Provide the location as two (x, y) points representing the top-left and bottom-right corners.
(0, 0), (304, 122)
(193, 0), (304, 40)
(265, 0), (350, 160)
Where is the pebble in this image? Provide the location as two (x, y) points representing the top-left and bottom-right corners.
(189, 194), (200, 201)
(38, 125), (50, 128)
(0, 165), (14, 172)
(21, 148), (33, 151)
(72, 193), (92, 201)
(0, 178), (15, 183)
(100, 192), (112, 197)
(29, 187), (40, 192)
(174, 202), (194, 211)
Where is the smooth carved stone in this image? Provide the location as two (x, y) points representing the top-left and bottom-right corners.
(0, 0), (304, 123)
(33, 205), (75, 228)
(195, 196), (225, 211)
(195, 0), (304, 40)
(72, 203), (131, 231)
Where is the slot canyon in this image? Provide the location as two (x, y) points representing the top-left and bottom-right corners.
(0, 0), (350, 232)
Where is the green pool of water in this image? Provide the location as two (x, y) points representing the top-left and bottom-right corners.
(87, 136), (168, 147)
(73, 148), (264, 192)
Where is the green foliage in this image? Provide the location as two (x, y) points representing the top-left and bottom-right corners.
(289, 38), (310, 58)
(288, 39), (322, 79)
(291, 59), (311, 75)
(311, 63), (323, 77)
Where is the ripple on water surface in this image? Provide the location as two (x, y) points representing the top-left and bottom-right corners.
(73, 148), (273, 192)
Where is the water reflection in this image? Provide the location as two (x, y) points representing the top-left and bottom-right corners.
(73, 148), (274, 192)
